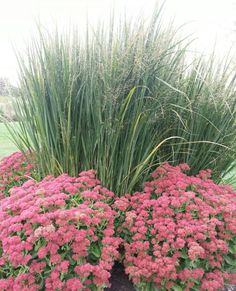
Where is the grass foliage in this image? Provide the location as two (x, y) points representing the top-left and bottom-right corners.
(8, 8), (236, 195)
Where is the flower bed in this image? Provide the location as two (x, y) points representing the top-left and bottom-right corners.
(0, 151), (235, 290)
(114, 163), (236, 291)
(0, 170), (121, 290)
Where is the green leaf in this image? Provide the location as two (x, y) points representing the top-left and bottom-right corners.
(181, 249), (188, 259)
(229, 245), (236, 254)
(224, 255), (236, 266)
(90, 244), (101, 258)
(172, 284), (183, 291)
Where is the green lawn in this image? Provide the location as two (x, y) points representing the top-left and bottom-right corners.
(0, 123), (18, 159)
(0, 97), (18, 159)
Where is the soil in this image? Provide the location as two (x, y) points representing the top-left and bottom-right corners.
(106, 263), (236, 291)
(105, 263), (135, 291)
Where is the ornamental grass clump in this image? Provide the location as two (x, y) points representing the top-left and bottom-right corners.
(114, 163), (236, 290)
(0, 170), (121, 290)
(0, 152), (35, 198)
(8, 7), (236, 195)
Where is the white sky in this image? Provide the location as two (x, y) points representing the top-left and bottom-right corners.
(0, 0), (236, 85)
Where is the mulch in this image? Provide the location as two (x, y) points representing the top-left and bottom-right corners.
(105, 263), (135, 291)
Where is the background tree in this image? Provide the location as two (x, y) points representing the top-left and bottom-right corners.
(0, 77), (19, 97)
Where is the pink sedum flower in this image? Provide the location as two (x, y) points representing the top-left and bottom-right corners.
(114, 163), (236, 290)
(0, 167), (121, 290)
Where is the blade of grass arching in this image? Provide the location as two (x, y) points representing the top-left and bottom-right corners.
(126, 136), (186, 193)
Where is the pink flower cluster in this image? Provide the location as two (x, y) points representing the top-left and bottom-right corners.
(0, 169), (122, 290)
(0, 151), (235, 290)
(0, 152), (34, 199)
(114, 163), (236, 291)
